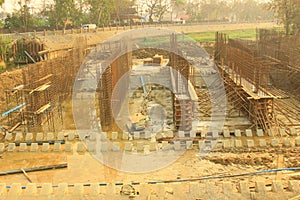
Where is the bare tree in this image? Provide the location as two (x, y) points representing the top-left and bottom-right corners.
(142, 0), (170, 23)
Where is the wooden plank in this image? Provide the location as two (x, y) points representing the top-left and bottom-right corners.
(35, 103), (51, 114)
(276, 154), (284, 180)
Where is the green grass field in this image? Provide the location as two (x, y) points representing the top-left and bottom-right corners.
(187, 28), (258, 42)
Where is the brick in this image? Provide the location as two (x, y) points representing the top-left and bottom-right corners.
(198, 141), (204, 149)
(25, 132), (33, 141)
(19, 143), (27, 152)
(246, 140), (254, 148)
(112, 142), (120, 151)
(271, 139), (279, 147)
(256, 129), (264, 137)
(223, 140), (230, 149)
(235, 140), (242, 148)
(46, 132), (55, 140)
(41, 143), (50, 152)
(245, 129), (253, 137)
(7, 143), (16, 152)
(186, 141), (193, 149)
(36, 132), (44, 141)
(111, 132), (118, 140)
(223, 129), (230, 138)
(259, 139), (267, 147)
(161, 141), (169, 150)
(53, 143), (61, 152)
(30, 143), (38, 152)
(189, 131), (196, 138)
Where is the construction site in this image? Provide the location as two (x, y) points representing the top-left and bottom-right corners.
(0, 22), (299, 199)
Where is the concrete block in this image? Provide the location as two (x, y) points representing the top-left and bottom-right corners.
(40, 183), (53, 195)
(19, 143), (27, 152)
(0, 183), (6, 195)
(42, 143), (50, 152)
(124, 142), (132, 151)
(178, 131), (185, 138)
(222, 182), (233, 196)
(36, 132), (44, 141)
(200, 131), (206, 138)
(165, 131), (174, 138)
(133, 132), (140, 139)
(271, 180), (283, 192)
(189, 131), (196, 138)
(212, 130), (218, 138)
(161, 141), (169, 150)
(87, 142), (95, 152)
(259, 139), (267, 147)
(122, 132), (129, 140)
(145, 131), (151, 139)
(150, 141), (157, 151)
(137, 141), (144, 151)
(235, 140), (242, 148)
(105, 183), (115, 195)
(57, 183), (68, 195)
(279, 128), (286, 136)
(112, 142), (120, 151)
(174, 141), (181, 151)
(271, 139), (279, 147)
(5, 132), (13, 141)
(223, 129), (230, 138)
(111, 132), (118, 140)
(189, 182), (200, 199)
(46, 132), (55, 140)
(9, 183), (21, 195)
(144, 145), (150, 154)
(73, 183), (84, 195)
(90, 183), (100, 195)
(30, 143), (38, 152)
(246, 140), (254, 148)
(101, 132), (107, 140)
(234, 129), (241, 137)
(186, 141), (193, 149)
(255, 181), (266, 194)
(283, 138), (292, 147)
(25, 132), (33, 141)
(267, 128), (274, 136)
(25, 183), (37, 194)
(172, 182), (184, 199)
(65, 143), (72, 152)
(57, 132), (65, 140)
(15, 132), (23, 142)
(288, 180), (300, 193)
(52, 143), (61, 152)
(0, 143), (4, 153)
(238, 181), (250, 194)
(296, 137), (300, 146)
(100, 142), (109, 152)
(256, 129), (264, 137)
(198, 141), (204, 149)
(245, 129), (253, 137)
(7, 143), (16, 152)
(67, 131), (75, 141)
(155, 183), (164, 196)
(289, 128), (297, 136)
(139, 183), (149, 196)
(223, 140), (230, 149)
(76, 143), (85, 152)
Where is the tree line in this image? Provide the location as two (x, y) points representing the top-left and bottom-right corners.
(0, 0), (299, 35)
